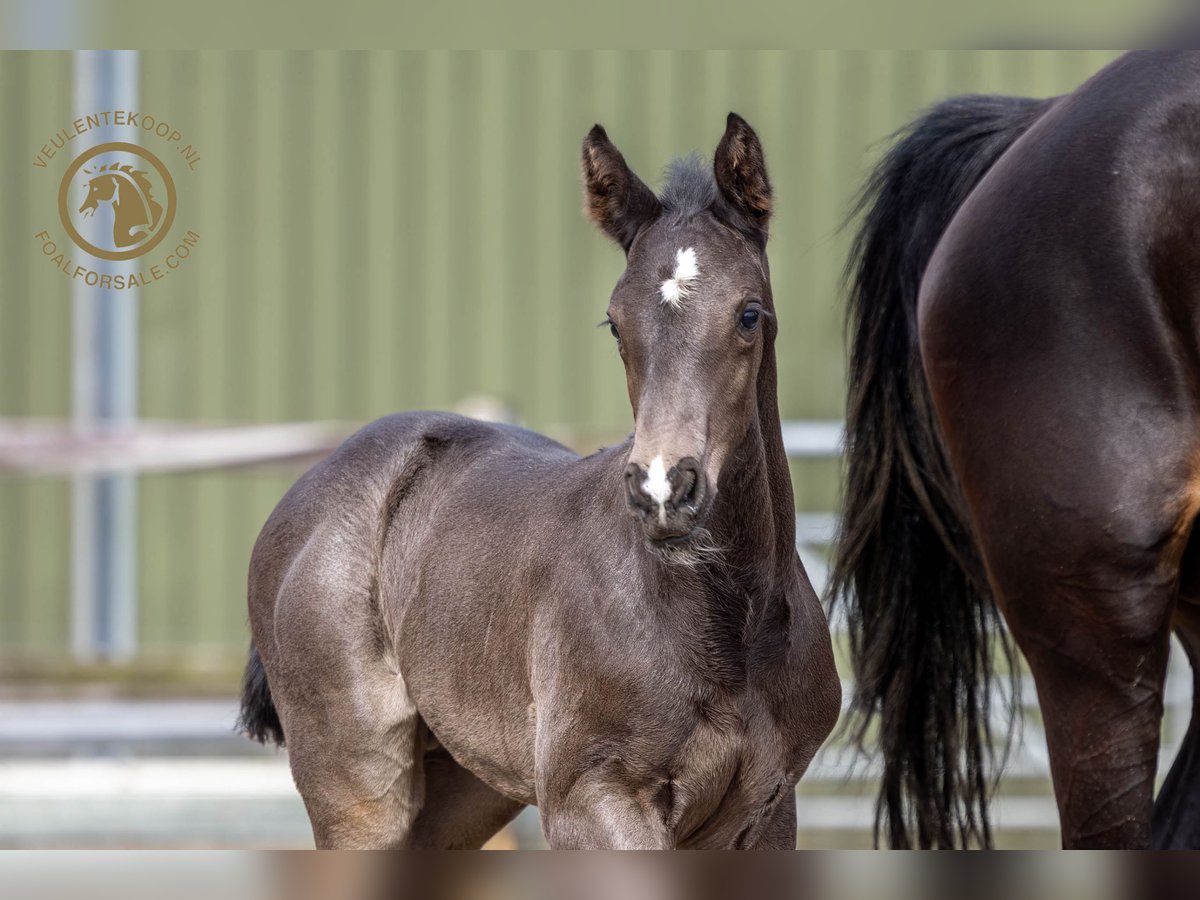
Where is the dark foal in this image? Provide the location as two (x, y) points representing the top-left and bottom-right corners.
(835, 51), (1200, 848)
(240, 113), (840, 849)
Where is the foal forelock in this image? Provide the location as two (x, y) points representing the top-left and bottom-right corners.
(659, 247), (700, 307)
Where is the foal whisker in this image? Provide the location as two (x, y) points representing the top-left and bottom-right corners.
(644, 527), (729, 571)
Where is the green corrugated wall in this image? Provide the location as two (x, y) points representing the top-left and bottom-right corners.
(0, 51), (1121, 668)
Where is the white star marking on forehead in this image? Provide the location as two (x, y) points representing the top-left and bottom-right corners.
(659, 247), (699, 307)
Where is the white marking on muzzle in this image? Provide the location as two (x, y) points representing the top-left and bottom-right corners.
(644, 455), (671, 525)
(659, 247), (699, 307)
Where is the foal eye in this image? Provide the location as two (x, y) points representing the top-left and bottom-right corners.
(608, 321), (620, 340)
(739, 308), (761, 331)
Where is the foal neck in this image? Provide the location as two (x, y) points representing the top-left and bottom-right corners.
(692, 344), (796, 592)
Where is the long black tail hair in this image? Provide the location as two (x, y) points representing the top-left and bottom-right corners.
(830, 94), (1051, 848)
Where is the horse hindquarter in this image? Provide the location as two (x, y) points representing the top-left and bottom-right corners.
(919, 62), (1200, 846)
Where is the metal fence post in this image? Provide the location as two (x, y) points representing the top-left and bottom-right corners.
(70, 50), (140, 663)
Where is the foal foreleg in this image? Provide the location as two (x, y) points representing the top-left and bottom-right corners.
(747, 791), (798, 849)
(539, 789), (673, 849)
(537, 764), (673, 849)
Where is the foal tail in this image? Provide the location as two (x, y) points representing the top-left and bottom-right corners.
(238, 642), (285, 747)
(830, 95), (1051, 848)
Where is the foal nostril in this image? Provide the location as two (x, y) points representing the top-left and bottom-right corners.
(624, 462), (656, 517)
(669, 458), (704, 512)
(671, 468), (697, 507)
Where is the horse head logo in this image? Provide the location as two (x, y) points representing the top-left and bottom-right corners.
(59, 142), (177, 262)
(78, 163), (164, 249)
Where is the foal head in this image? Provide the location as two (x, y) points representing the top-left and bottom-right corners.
(582, 114), (775, 546)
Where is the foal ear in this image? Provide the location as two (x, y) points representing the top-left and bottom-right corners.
(713, 112), (773, 245)
(581, 125), (661, 252)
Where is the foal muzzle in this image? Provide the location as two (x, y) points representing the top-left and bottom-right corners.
(624, 456), (707, 541)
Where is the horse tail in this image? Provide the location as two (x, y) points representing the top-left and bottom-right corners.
(830, 94), (1051, 848)
(238, 642), (285, 747)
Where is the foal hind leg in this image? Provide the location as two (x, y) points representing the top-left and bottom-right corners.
(266, 528), (426, 848)
(282, 678), (424, 849)
(408, 743), (526, 848)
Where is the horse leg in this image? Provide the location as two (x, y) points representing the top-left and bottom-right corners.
(925, 332), (1200, 847)
(920, 235), (1200, 848)
(265, 528), (426, 849)
(1013, 582), (1172, 849)
(1152, 596), (1200, 848)
(747, 791), (798, 849)
(942, 414), (1191, 847)
(536, 755), (673, 849)
(282, 691), (424, 849)
(407, 743), (525, 848)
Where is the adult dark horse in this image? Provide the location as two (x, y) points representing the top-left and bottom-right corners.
(834, 51), (1200, 849)
(240, 114), (840, 849)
